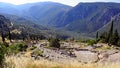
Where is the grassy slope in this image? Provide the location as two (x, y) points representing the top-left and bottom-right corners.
(5, 55), (120, 68)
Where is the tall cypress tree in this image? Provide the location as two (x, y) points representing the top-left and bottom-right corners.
(1, 30), (5, 43)
(0, 20), (5, 43)
(96, 32), (99, 39)
(110, 29), (119, 45)
(7, 20), (13, 42)
(108, 21), (114, 43)
(8, 28), (12, 42)
(0, 15), (12, 43)
(114, 29), (119, 45)
(100, 32), (108, 43)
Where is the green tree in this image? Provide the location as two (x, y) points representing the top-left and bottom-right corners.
(8, 28), (12, 42)
(108, 21), (114, 43)
(99, 32), (108, 43)
(0, 20), (5, 43)
(96, 32), (99, 39)
(0, 15), (13, 43)
(117, 40), (120, 47)
(7, 20), (13, 43)
(109, 29), (119, 45)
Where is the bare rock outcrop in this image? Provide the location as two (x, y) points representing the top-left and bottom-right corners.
(107, 53), (120, 62)
(74, 51), (99, 63)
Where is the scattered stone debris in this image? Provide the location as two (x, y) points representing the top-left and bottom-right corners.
(30, 43), (120, 63)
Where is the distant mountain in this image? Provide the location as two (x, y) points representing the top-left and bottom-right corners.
(19, 2), (71, 25)
(1, 2), (120, 38)
(0, 2), (72, 25)
(53, 2), (120, 34)
(0, 2), (22, 15)
(0, 2), (73, 39)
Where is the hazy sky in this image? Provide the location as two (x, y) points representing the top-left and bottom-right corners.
(0, 0), (120, 6)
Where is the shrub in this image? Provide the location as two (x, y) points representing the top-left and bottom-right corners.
(7, 43), (28, 55)
(32, 49), (43, 57)
(117, 40), (120, 47)
(16, 43), (28, 51)
(48, 38), (60, 48)
(0, 44), (6, 66)
(87, 40), (97, 45)
(29, 46), (37, 50)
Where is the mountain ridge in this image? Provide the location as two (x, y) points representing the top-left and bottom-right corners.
(1, 2), (120, 38)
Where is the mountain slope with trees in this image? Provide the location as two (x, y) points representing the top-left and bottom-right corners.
(0, 2), (72, 25)
(1, 2), (120, 38)
(54, 2), (120, 33)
